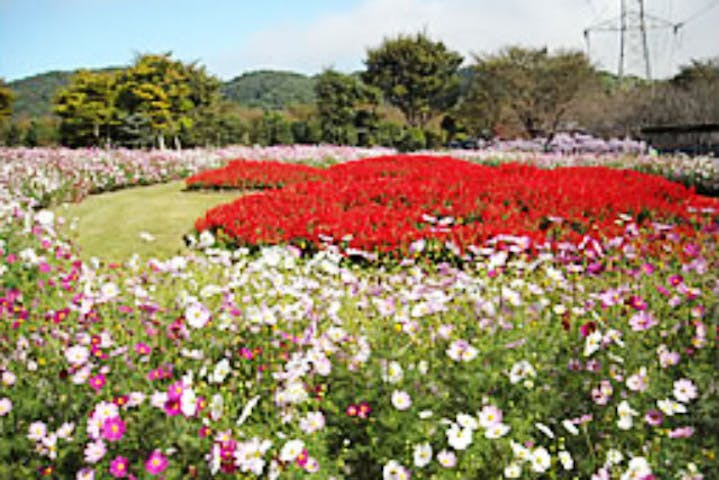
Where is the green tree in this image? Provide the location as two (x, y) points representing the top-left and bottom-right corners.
(0, 79), (13, 121)
(363, 32), (463, 128)
(116, 53), (219, 149)
(315, 70), (380, 145)
(469, 47), (595, 139)
(54, 70), (118, 146)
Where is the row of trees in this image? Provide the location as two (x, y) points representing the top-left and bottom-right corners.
(1, 34), (718, 149)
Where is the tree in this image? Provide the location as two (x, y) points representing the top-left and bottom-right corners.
(54, 70), (118, 146)
(315, 70), (380, 145)
(363, 32), (463, 128)
(0, 79), (13, 121)
(469, 47), (595, 140)
(116, 53), (219, 149)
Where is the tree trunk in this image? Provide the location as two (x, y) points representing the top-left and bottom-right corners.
(157, 133), (165, 150)
(174, 135), (181, 150)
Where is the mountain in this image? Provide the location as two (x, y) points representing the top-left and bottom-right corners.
(221, 70), (316, 110)
(9, 71), (74, 118)
(8, 68), (318, 118)
(9, 67), (121, 118)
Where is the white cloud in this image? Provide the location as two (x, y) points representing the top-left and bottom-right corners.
(212, 0), (718, 79)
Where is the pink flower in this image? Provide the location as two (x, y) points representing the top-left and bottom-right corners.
(109, 456), (129, 478)
(102, 416), (126, 442)
(135, 343), (151, 355)
(167, 381), (184, 401)
(673, 379), (698, 403)
(144, 450), (168, 476)
(644, 409), (663, 426)
(88, 374), (106, 393)
(163, 399), (181, 416)
(626, 367), (649, 392)
(629, 311), (658, 331)
(668, 426), (694, 438)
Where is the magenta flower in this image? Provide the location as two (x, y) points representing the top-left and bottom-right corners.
(164, 399), (181, 417)
(109, 456), (129, 478)
(89, 374), (106, 392)
(135, 343), (151, 355)
(144, 450), (168, 476)
(644, 409), (664, 426)
(167, 381), (184, 401)
(102, 416), (126, 442)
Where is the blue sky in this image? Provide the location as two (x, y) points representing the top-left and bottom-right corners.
(1, 0), (717, 81)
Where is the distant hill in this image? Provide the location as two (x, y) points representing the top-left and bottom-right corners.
(9, 67), (121, 118)
(8, 68), (318, 118)
(9, 70), (74, 118)
(221, 70), (317, 110)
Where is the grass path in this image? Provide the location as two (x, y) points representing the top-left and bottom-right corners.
(55, 182), (240, 261)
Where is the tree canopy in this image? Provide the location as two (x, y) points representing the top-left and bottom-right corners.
(0, 79), (14, 121)
(363, 33), (463, 128)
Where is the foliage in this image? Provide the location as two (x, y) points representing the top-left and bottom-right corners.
(0, 79), (14, 122)
(363, 33), (463, 128)
(54, 70), (119, 147)
(315, 70), (380, 145)
(467, 47), (595, 140)
(221, 70), (317, 110)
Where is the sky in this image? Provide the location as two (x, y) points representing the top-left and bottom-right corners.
(1, 0), (717, 82)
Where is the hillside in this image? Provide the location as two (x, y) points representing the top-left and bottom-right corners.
(9, 68), (318, 118)
(9, 70), (74, 118)
(221, 70), (316, 109)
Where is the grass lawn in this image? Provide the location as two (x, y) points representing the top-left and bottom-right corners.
(55, 181), (240, 261)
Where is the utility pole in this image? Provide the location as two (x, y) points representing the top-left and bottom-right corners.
(584, 0), (673, 82)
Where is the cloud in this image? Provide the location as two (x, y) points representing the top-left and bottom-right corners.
(211, 0), (718, 79)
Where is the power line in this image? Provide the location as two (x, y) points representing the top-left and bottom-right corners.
(673, 0), (719, 32)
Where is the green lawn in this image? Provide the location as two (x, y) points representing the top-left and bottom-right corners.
(55, 182), (240, 261)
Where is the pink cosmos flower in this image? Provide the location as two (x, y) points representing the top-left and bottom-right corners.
(88, 374), (106, 393)
(109, 456), (129, 478)
(135, 343), (151, 355)
(668, 426), (694, 438)
(102, 416), (126, 442)
(163, 399), (181, 416)
(144, 450), (168, 476)
(629, 311), (658, 331)
(644, 409), (664, 426)
(673, 379), (698, 403)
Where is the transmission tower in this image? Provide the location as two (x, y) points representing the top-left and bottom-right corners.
(584, 0), (674, 81)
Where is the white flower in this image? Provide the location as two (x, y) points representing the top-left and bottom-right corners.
(504, 462), (522, 478)
(56, 422), (75, 440)
(535, 422), (555, 439)
(209, 358), (231, 384)
(279, 439), (304, 462)
(484, 423), (511, 439)
(446, 339), (478, 362)
(530, 447), (551, 473)
(138, 231), (155, 242)
(617, 400), (638, 430)
(446, 424), (473, 450)
(391, 390), (412, 411)
(673, 379), (698, 403)
(383, 459), (410, 480)
(35, 210), (54, 227)
(185, 302), (210, 329)
(456, 413), (479, 430)
(413, 442), (433, 468)
(436, 449), (456, 468)
(509, 360), (536, 384)
(562, 419), (579, 436)
(382, 361), (404, 384)
(100, 282), (119, 300)
(584, 330), (603, 357)
(0, 398), (12, 416)
(559, 450), (574, 470)
(510, 440), (531, 463)
(236, 395), (261, 426)
(180, 388), (197, 417)
(606, 448), (624, 466)
(620, 456), (652, 480)
(28, 421), (47, 441)
(658, 398), (687, 416)
(299, 411), (325, 434)
(64, 345), (90, 366)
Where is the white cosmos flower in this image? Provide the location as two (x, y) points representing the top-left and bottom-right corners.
(413, 442), (433, 468)
(484, 423), (511, 439)
(391, 390), (412, 411)
(530, 447), (551, 473)
(584, 330), (603, 357)
(559, 450), (574, 470)
(504, 462), (522, 478)
(446, 424), (473, 450)
(509, 360), (536, 384)
(279, 439), (304, 462)
(185, 302), (210, 329)
(382, 361), (404, 384)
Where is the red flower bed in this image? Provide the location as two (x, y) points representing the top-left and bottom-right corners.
(185, 159), (324, 190)
(194, 155), (718, 254)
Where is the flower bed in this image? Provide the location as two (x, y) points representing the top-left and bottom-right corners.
(196, 155), (719, 256)
(0, 147), (717, 479)
(185, 160), (325, 190)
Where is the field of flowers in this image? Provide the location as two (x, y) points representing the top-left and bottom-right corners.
(1, 145), (718, 479)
